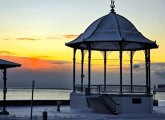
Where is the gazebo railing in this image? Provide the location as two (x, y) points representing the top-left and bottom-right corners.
(75, 84), (147, 94)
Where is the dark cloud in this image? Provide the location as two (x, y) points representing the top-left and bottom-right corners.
(0, 69), (73, 89)
(0, 55), (164, 89)
(133, 64), (141, 69)
(0, 56), (73, 89)
(50, 60), (72, 65)
(16, 38), (40, 41)
(151, 62), (165, 72)
(132, 62), (165, 76)
(155, 71), (165, 79)
(152, 62), (165, 79)
(152, 62), (165, 67)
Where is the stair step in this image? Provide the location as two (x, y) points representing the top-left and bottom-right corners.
(113, 112), (118, 115)
(99, 94), (118, 115)
(103, 101), (108, 103)
(108, 108), (118, 115)
(110, 109), (115, 112)
(104, 103), (110, 106)
(102, 99), (108, 102)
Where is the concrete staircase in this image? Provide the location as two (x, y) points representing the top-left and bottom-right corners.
(86, 94), (119, 115)
(99, 94), (118, 115)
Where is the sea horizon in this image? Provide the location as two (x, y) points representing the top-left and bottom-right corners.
(0, 88), (165, 101)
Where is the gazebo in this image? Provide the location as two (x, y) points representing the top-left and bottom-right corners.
(65, 1), (158, 114)
(0, 59), (21, 115)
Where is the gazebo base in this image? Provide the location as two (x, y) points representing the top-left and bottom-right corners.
(0, 110), (9, 115)
(70, 92), (153, 114)
(70, 92), (89, 110)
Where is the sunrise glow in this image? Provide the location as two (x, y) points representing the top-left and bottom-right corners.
(0, 0), (164, 71)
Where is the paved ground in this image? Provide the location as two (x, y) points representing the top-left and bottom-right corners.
(0, 106), (165, 120)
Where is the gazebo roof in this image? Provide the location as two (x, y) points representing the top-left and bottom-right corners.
(66, 8), (158, 51)
(0, 59), (21, 69)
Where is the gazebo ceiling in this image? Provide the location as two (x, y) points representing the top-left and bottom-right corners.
(66, 8), (158, 51)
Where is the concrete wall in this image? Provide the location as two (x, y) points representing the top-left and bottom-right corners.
(111, 94), (153, 114)
(70, 93), (88, 109)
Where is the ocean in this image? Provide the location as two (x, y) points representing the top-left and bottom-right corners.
(0, 88), (165, 100)
(0, 89), (71, 100)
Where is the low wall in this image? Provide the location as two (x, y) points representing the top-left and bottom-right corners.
(0, 100), (70, 106)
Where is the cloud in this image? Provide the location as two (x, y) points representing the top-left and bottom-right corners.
(3, 38), (10, 40)
(2, 37), (39, 41)
(152, 62), (165, 79)
(0, 55), (72, 71)
(3, 35), (79, 41)
(152, 62), (165, 67)
(151, 62), (165, 72)
(8, 69), (73, 89)
(155, 71), (165, 79)
(33, 55), (51, 59)
(47, 34), (79, 40)
(133, 64), (141, 69)
(0, 55), (73, 89)
(0, 50), (15, 55)
(47, 36), (62, 40)
(0, 56), (164, 89)
(16, 38), (40, 41)
(63, 34), (79, 39)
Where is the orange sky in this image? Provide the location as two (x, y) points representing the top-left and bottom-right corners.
(0, 0), (164, 71)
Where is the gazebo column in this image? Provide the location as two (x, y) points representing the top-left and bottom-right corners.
(0, 68), (9, 115)
(130, 51), (133, 93)
(148, 49), (151, 94)
(119, 43), (123, 94)
(104, 51), (107, 92)
(88, 45), (91, 92)
(145, 49), (149, 94)
(73, 48), (77, 93)
(81, 49), (84, 92)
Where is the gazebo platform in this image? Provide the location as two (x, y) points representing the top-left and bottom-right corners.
(70, 85), (153, 114)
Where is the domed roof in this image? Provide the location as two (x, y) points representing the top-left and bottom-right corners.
(66, 8), (158, 51)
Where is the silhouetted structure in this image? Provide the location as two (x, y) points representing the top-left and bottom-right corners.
(0, 59), (21, 115)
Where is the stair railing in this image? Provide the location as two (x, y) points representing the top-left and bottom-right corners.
(98, 85), (119, 113)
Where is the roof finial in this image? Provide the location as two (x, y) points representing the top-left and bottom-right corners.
(110, 0), (115, 13)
